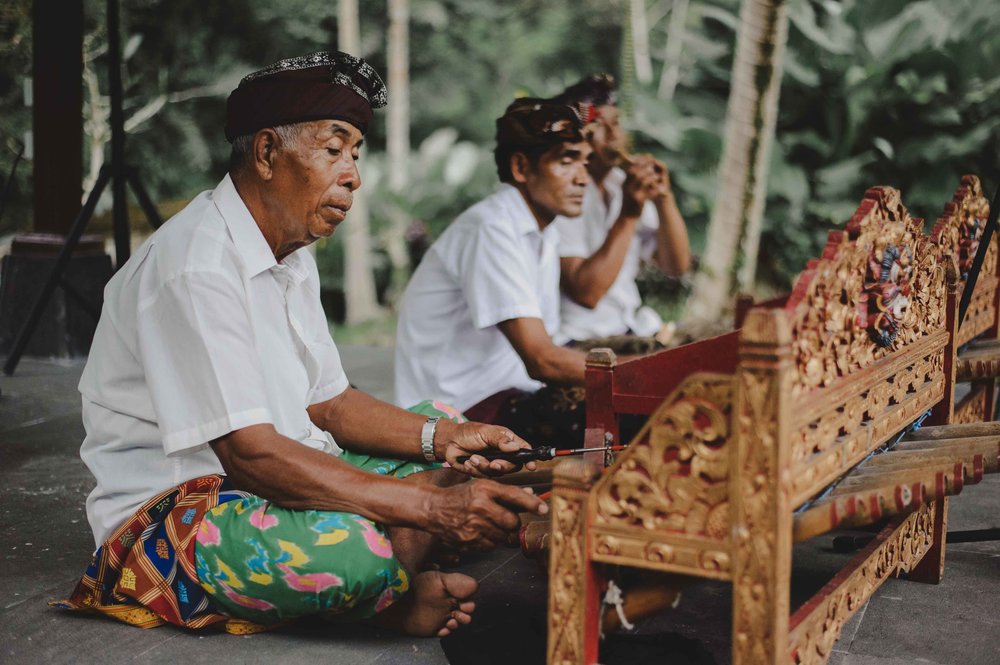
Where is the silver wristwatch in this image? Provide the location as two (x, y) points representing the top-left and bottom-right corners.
(421, 416), (440, 462)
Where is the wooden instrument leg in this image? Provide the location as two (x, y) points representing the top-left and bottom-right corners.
(907, 497), (949, 584)
(548, 460), (602, 665)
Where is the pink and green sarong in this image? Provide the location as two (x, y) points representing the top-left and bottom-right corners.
(54, 400), (464, 633)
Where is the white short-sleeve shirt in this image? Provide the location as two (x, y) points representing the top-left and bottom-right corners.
(79, 174), (350, 546)
(394, 185), (561, 412)
(553, 166), (663, 341)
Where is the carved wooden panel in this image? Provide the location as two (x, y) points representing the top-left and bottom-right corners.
(953, 383), (989, 425)
(548, 488), (589, 665)
(784, 186), (947, 398)
(787, 334), (948, 505)
(958, 276), (999, 347)
(588, 373), (734, 577)
(548, 459), (604, 665)
(732, 309), (794, 665)
(931, 175), (994, 285)
(930, 175), (995, 346)
(788, 502), (935, 665)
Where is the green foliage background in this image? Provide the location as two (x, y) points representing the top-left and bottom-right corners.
(1, 0), (998, 301)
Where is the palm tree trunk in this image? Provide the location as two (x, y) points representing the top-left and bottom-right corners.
(657, 0), (689, 100)
(684, 0), (789, 325)
(339, 0), (381, 324)
(630, 0), (654, 85)
(384, 0), (412, 283)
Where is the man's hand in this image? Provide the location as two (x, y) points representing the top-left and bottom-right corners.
(436, 421), (538, 477)
(622, 155), (672, 218)
(423, 480), (548, 552)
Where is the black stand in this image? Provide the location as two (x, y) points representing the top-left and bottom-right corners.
(3, 0), (161, 376)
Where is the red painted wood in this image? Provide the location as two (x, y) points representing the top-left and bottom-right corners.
(609, 331), (740, 411)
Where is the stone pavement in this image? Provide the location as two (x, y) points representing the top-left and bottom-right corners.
(1, 349), (997, 664)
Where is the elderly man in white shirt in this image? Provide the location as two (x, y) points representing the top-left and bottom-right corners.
(552, 74), (691, 353)
(395, 99), (593, 449)
(57, 52), (546, 639)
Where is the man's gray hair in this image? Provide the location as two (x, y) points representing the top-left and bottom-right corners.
(229, 123), (306, 172)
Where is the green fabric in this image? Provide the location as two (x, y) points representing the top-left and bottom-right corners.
(193, 400), (464, 624)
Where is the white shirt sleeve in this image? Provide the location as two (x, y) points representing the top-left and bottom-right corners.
(637, 200), (660, 262)
(136, 269), (273, 456)
(298, 254), (351, 405)
(458, 222), (544, 329)
(554, 214), (590, 258)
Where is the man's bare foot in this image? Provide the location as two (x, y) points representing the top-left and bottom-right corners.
(374, 570), (478, 637)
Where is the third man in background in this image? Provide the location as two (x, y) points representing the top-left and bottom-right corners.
(553, 73), (691, 353)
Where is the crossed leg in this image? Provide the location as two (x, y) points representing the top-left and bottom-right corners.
(376, 467), (478, 637)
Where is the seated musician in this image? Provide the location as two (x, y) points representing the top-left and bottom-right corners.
(551, 74), (691, 354)
(394, 98), (593, 448)
(56, 52), (547, 638)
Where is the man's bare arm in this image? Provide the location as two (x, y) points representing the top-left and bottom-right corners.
(210, 424), (546, 551)
(498, 317), (587, 386)
(560, 212), (640, 309)
(653, 188), (691, 276)
(212, 424), (434, 519)
(307, 387), (535, 475)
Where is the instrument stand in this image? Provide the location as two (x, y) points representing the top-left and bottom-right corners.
(2, 0), (161, 376)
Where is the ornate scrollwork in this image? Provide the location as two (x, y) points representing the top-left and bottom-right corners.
(789, 503), (935, 664)
(785, 186), (947, 396)
(931, 175), (993, 283)
(591, 374), (733, 540)
(932, 175), (996, 345)
(954, 384), (989, 425)
(732, 366), (786, 664)
(548, 493), (586, 665)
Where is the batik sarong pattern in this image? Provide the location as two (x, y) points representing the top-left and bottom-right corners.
(50, 475), (251, 631)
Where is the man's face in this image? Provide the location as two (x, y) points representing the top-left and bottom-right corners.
(520, 140), (592, 220)
(267, 119), (363, 256)
(586, 104), (625, 164)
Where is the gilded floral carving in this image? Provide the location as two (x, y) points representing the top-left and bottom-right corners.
(732, 367), (785, 664)
(931, 175), (995, 345)
(786, 187), (947, 397)
(931, 175), (993, 284)
(591, 374), (733, 540)
(789, 503), (935, 664)
(548, 493), (586, 665)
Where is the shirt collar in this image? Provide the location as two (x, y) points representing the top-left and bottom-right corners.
(499, 184), (560, 242)
(213, 174), (309, 283)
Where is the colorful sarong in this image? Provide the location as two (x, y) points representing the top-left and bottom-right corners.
(53, 399), (463, 633)
(193, 449), (428, 624)
(50, 475), (255, 632)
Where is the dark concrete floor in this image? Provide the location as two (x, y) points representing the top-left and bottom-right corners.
(1, 350), (998, 665)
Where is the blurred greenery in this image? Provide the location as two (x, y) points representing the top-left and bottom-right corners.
(1, 0), (998, 318)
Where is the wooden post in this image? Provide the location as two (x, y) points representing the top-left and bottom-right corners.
(911, 265), (961, 583)
(547, 458), (602, 665)
(584, 348), (618, 467)
(731, 308), (794, 664)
